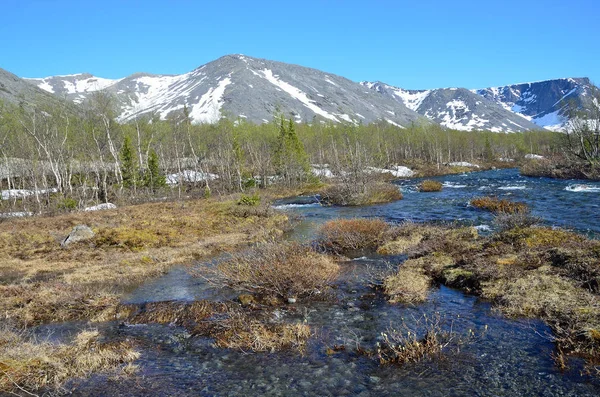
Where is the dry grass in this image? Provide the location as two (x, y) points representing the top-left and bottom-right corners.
(0, 197), (289, 327)
(320, 182), (402, 206)
(470, 196), (529, 214)
(114, 300), (312, 353)
(316, 218), (391, 254)
(0, 327), (139, 395)
(195, 241), (339, 301)
(208, 310), (311, 352)
(418, 180), (443, 192)
(376, 222), (428, 255)
(377, 220), (600, 372)
(383, 268), (431, 303)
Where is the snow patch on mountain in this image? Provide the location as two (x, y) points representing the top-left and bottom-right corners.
(391, 88), (431, 111)
(29, 74), (119, 96)
(188, 77), (232, 123)
(253, 68), (339, 122)
(533, 111), (565, 131)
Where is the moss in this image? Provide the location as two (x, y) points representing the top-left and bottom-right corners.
(442, 268), (476, 289)
(403, 253), (455, 279)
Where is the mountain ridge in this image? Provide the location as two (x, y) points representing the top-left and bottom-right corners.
(13, 54), (599, 131)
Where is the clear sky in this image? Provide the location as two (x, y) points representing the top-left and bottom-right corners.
(1, 0), (598, 89)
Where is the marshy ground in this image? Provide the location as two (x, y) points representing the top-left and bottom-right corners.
(2, 169), (600, 396)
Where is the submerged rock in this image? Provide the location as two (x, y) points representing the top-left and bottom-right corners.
(61, 224), (95, 247)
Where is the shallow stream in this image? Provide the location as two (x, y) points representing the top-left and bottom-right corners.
(34, 169), (600, 396)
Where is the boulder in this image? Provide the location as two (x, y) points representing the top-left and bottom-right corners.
(61, 225), (95, 247)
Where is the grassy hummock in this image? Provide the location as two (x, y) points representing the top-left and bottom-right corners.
(320, 182), (402, 206)
(373, 217), (600, 373)
(418, 180), (443, 192)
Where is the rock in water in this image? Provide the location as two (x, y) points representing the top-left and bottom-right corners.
(62, 225), (95, 247)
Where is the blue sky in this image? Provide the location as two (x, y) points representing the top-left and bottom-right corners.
(1, 0), (598, 89)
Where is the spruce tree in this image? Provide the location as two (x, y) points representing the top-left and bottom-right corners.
(144, 149), (166, 191)
(120, 136), (138, 188)
(273, 117), (310, 184)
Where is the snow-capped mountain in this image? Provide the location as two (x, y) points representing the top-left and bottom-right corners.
(475, 78), (597, 131)
(18, 55), (598, 132)
(362, 82), (541, 132)
(25, 55), (428, 127)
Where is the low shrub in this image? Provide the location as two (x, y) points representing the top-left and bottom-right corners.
(418, 180), (443, 192)
(237, 193), (261, 206)
(316, 218), (391, 254)
(470, 196), (528, 214)
(376, 313), (476, 365)
(196, 241), (339, 301)
(493, 212), (541, 231)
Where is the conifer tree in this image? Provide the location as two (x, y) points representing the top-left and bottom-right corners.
(120, 135), (138, 188)
(273, 117), (310, 185)
(144, 149), (166, 191)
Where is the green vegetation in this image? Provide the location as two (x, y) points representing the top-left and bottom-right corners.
(0, 95), (563, 213)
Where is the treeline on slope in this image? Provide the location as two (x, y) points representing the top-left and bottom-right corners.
(0, 92), (562, 212)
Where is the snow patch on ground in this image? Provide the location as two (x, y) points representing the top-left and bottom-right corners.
(1, 188), (58, 200)
(525, 154), (544, 160)
(84, 203), (117, 211)
(0, 211), (33, 218)
(311, 164), (334, 178)
(166, 170), (219, 185)
(447, 162), (480, 168)
(366, 165), (414, 178)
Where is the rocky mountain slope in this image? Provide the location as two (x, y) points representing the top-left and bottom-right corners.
(361, 82), (541, 132)
(16, 55), (599, 132)
(0, 67), (68, 108)
(475, 78), (597, 131)
(24, 55), (428, 127)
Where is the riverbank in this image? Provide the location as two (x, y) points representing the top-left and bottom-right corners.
(0, 193), (292, 394)
(520, 159), (600, 181)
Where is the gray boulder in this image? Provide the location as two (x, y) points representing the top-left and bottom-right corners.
(61, 225), (95, 247)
